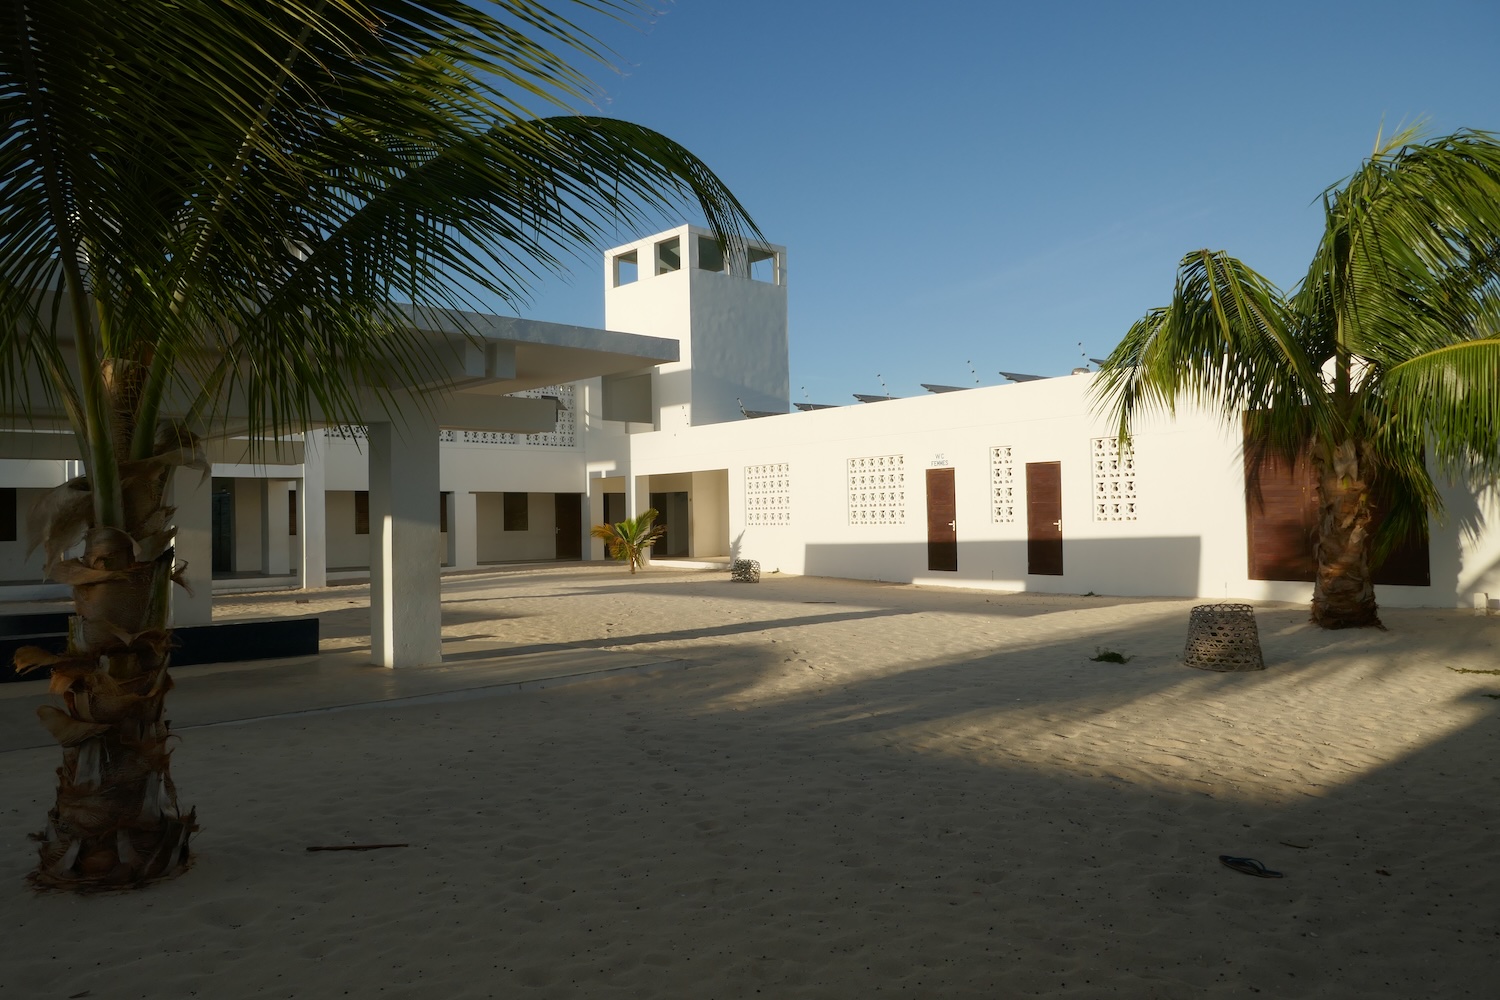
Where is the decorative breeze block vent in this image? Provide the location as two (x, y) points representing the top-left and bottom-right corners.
(1182, 604), (1265, 672)
(847, 454), (906, 525)
(1091, 436), (1138, 521)
(990, 446), (1017, 523)
(731, 559), (761, 582)
(745, 462), (791, 526)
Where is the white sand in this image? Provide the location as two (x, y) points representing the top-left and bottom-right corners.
(3, 565), (1498, 998)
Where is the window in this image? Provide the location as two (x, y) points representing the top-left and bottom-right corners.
(440, 492), (450, 533)
(656, 236), (681, 274)
(0, 487), (15, 542)
(749, 246), (779, 284)
(289, 489), (297, 536)
(613, 250), (638, 286)
(503, 492), (529, 531)
(696, 235), (724, 273)
(354, 491), (370, 534)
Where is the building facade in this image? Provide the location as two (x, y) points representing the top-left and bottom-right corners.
(4, 223), (1499, 635)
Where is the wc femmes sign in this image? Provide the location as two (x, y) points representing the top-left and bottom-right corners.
(930, 453), (949, 467)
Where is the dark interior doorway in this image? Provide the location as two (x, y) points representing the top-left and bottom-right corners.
(211, 481), (234, 574)
(554, 493), (582, 560)
(602, 492), (626, 526)
(648, 491), (690, 557)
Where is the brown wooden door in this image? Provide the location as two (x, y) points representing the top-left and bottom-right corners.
(554, 493), (582, 559)
(926, 468), (957, 571)
(1026, 462), (1063, 576)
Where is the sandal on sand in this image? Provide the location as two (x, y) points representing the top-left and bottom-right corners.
(1219, 855), (1283, 878)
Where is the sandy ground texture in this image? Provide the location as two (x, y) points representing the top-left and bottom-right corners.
(2, 564), (1498, 999)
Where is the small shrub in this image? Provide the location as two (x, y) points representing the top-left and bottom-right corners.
(1090, 647), (1134, 664)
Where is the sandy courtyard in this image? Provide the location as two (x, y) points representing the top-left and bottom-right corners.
(2, 564), (1498, 998)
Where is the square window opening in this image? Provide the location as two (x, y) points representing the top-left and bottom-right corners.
(749, 247), (778, 284)
(656, 237), (681, 274)
(613, 250), (638, 286)
(696, 236), (724, 273)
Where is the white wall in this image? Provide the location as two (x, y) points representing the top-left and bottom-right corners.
(690, 469), (729, 557)
(475, 492), (557, 562)
(0, 486), (57, 582)
(325, 490), (369, 569)
(232, 477), (263, 573)
(603, 372), (1497, 608)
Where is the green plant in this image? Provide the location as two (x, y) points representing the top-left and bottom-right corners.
(1090, 647), (1134, 664)
(591, 509), (668, 574)
(1094, 128), (1500, 630)
(1, 0), (755, 891)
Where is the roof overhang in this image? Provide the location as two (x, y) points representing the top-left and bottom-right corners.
(0, 306), (678, 456)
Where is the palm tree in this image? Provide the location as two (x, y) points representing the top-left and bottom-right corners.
(1093, 128), (1500, 629)
(1, 0), (758, 890)
(590, 508), (667, 573)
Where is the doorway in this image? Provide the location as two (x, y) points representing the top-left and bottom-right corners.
(554, 493), (582, 560)
(211, 481), (234, 574)
(602, 492), (626, 527)
(648, 491), (690, 557)
(926, 468), (957, 572)
(1026, 462), (1063, 576)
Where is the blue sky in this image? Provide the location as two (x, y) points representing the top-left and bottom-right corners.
(509, 0), (1500, 406)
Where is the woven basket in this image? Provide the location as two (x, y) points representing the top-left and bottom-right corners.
(731, 559), (761, 583)
(1183, 603), (1264, 671)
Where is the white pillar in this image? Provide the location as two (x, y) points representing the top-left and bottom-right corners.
(261, 479), (292, 576)
(452, 491), (478, 570)
(586, 481), (605, 561)
(368, 415), (442, 668)
(626, 465), (642, 519)
(169, 470), (213, 626)
(633, 473), (653, 570)
(299, 431), (328, 589)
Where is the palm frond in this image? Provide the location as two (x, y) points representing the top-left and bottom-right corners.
(1091, 250), (1322, 454)
(1381, 337), (1500, 481)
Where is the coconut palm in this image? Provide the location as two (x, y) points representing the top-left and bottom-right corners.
(1093, 128), (1500, 629)
(1, 0), (757, 890)
(590, 508), (667, 573)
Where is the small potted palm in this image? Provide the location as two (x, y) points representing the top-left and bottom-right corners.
(590, 508), (668, 574)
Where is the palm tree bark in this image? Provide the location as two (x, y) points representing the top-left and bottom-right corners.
(1310, 440), (1382, 629)
(23, 419), (198, 890)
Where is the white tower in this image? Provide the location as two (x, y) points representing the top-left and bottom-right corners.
(602, 224), (789, 429)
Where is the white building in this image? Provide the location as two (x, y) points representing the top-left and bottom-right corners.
(4, 224), (1499, 666)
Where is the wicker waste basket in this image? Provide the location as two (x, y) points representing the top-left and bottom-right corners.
(1182, 603), (1264, 671)
(731, 559), (761, 583)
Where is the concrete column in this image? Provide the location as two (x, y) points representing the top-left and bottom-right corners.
(586, 482), (604, 561)
(452, 491), (478, 570)
(261, 479), (292, 576)
(368, 414), (442, 668)
(632, 473), (653, 570)
(169, 470), (213, 626)
(299, 431), (328, 589)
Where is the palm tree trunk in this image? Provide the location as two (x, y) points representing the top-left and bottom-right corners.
(1310, 439), (1382, 629)
(27, 432), (197, 890)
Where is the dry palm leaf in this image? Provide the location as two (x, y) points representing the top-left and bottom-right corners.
(36, 706), (110, 747)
